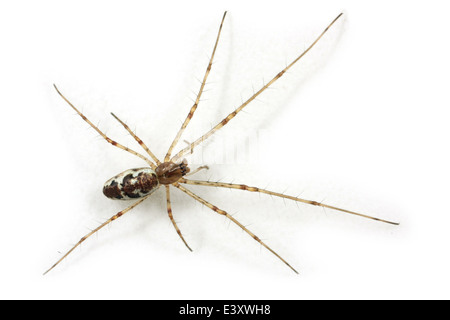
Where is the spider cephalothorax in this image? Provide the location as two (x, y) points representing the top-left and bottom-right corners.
(155, 159), (190, 185)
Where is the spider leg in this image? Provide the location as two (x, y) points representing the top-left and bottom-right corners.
(171, 13), (343, 163)
(180, 178), (399, 225)
(53, 84), (155, 167)
(173, 183), (299, 274)
(165, 185), (192, 251)
(44, 194), (152, 275)
(165, 11), (227, 162)
(110, 112), (160, 168)
(183, 140), (194, 155)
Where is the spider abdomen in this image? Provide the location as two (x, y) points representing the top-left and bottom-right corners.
(103, 168), (159, 200)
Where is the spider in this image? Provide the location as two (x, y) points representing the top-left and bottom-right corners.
(45, 12), (398, 275)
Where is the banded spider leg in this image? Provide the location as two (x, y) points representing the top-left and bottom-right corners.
(164, 12), (397, 271)
(45, 11), (227, 274)
(44, 195), (152, 275)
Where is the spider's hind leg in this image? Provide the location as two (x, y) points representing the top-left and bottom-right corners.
(53, 84), (156, 168)
(110, 112), (161, 167)
(44, 194), (151, 275)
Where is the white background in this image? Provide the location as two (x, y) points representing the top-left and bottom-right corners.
(1, 0), (449, 299)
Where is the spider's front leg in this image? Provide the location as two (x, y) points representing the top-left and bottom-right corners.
(171, 13), (344, 163)
(165, 12), (227, 162)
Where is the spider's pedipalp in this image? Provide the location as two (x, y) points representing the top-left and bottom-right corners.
(185, 165), (209, 177)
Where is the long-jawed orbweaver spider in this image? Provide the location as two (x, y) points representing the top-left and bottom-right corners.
(45, 12), (398, 275)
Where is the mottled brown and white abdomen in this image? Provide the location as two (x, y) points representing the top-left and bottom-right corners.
(103, 168), (159, 200)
